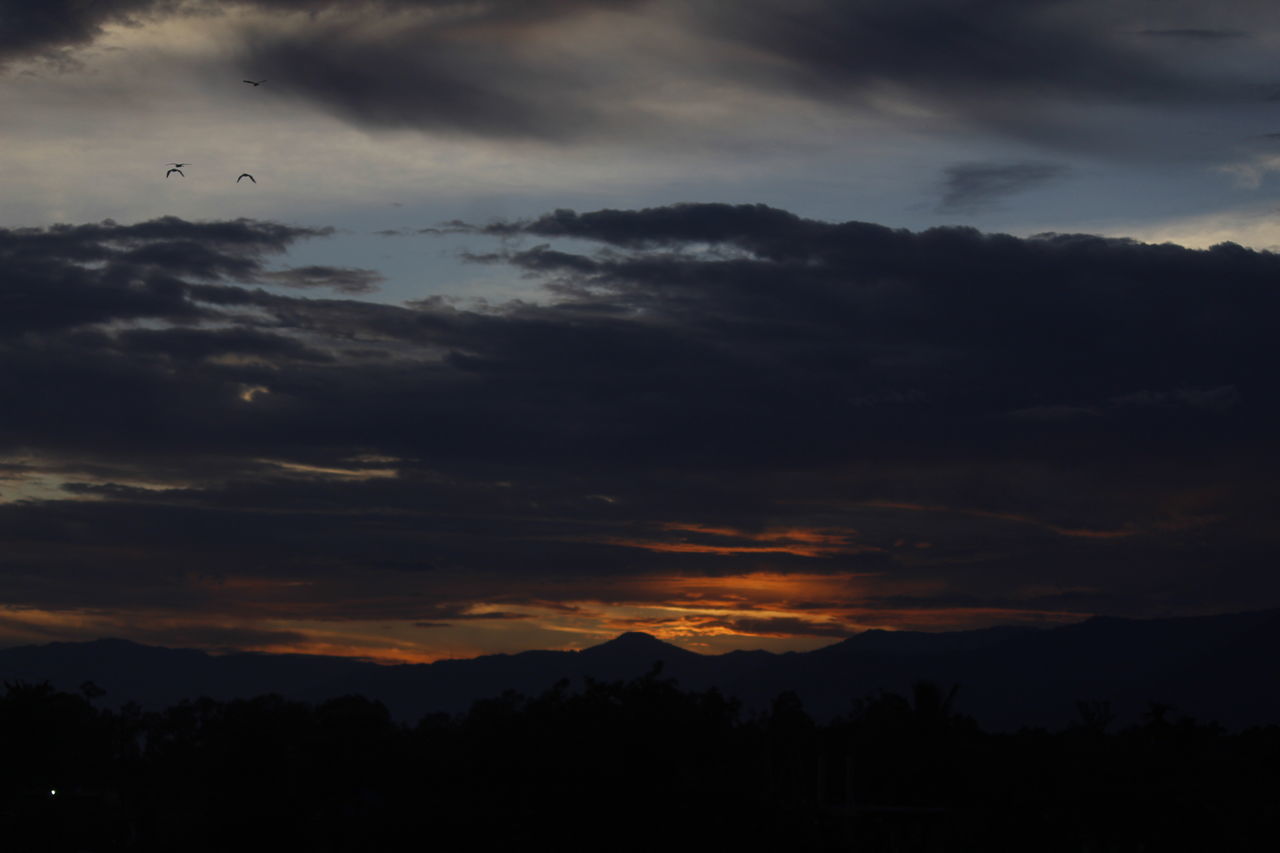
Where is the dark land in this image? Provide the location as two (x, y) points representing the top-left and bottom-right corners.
(3, 609), (1280, 850)
(4, 607), (1280, 729)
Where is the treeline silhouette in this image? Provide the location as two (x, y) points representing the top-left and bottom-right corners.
(3, 668), (1278, 851)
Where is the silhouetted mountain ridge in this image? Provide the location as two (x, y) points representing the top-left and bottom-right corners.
(578, 631), (696, 662)
(818, 624), (1037, 655)
(3, 608), (1279, 729)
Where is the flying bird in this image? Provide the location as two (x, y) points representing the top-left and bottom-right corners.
(166, 162), (191, 167)
(243, 79), (266, 86)
(237, 173), (256, 183)
(165, 168), (184, 178)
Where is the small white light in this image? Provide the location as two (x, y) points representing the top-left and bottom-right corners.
(49, 789), (56, 796)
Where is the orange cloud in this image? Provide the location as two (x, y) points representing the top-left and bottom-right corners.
(605, 522), (882, 557)
(628, 570), (874, 606)
(500, 567), (1093, 649)
(243, 640), (448, 664)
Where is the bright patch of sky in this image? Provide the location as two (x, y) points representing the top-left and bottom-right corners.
(4, 3), (1280, 311)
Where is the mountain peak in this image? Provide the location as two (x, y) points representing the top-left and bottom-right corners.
(581, 631), (695, 657)
(614, 631), (663, 644)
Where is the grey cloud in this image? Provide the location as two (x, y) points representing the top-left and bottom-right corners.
(1137, 29), (1246, 40)
(470, 202), (814, 247)
(113, 326), (336, 363)
(94, 0), (611, 141)
(240, 0), (1204, 142)
(0, 0), (641, 78)
(0, 0), (165, 67)
(262, 265), (385, 294)
(248, 1), (1280, 154)
(234, 0), (651, 139)
(242, 31), (578, 139)
(678, 0), (1240, 148)
(0, 216), (332, 337)
(938, 161), (1070, 213)
(4, 0), (1266, 154)
(4, 206), (1280, 626)
(15, 205), (1277, 477)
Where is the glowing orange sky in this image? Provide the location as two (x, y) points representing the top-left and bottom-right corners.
(0, 559), (1092, 664)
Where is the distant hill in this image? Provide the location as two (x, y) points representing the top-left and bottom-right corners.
(3, 608), (1279, 730)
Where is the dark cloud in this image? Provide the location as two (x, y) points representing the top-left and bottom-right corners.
(474, 203), (814, 247)
(0, 0), (165, 67)
(1111, 385), (1241, 412)
(228, 0), (1233, 144)
(2, 0), (1266, 154)
(703, 617), (855, 639)
(0, 1), (640, 77)
(262, 265), (384, 294)
(938, 161), (1069, 213)
(232, 1), (649, 139)
(113, 326), (336, 364)
(121, 623), (311, 651)
(0, 611), (308, 651)
(239, 25), (590, 139)
(677, 0), (1258, 152)
(695, 0), (1170, 97)
(1137, 29), (1246, 40)
(4, 205), (1280, 639)
(411, 605), (531, 628)
(0, 216), (332, 336)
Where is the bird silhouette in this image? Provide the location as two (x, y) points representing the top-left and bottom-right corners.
(166, 168), (184, 178)
(243, 79), (266, 86)
(166, 162), (191, 167)
(237, 173), (256, 183)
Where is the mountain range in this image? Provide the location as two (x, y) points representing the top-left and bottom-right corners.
(3, 608), (1279, 730)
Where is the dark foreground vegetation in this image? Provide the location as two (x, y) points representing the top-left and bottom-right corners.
(3, 669), (1278, 852)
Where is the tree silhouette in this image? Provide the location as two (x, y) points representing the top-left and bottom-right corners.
(1, 677), (1278, 851)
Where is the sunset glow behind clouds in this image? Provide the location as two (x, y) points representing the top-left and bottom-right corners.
(2, 1), (1280, 661)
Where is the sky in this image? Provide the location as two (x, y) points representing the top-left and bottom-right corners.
(3, 0), (1280, 662)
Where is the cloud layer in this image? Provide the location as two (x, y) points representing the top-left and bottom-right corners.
(4, 0), (1273, 150)
(2, 203), (1278, 657)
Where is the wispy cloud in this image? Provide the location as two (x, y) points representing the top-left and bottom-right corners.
(938, 161), (1069, 213)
